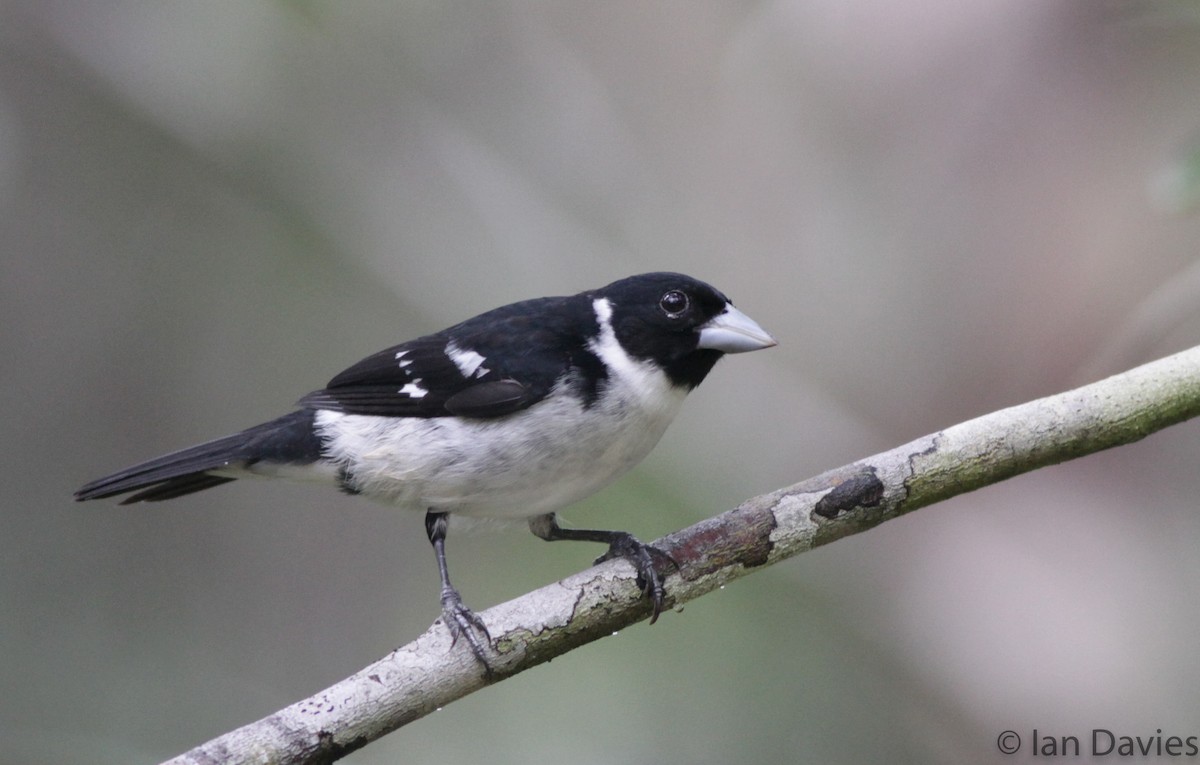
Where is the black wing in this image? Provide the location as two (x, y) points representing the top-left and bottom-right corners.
(297, 295), (598, 419)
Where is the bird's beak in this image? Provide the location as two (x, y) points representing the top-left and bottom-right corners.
(697, 304), (777, 353)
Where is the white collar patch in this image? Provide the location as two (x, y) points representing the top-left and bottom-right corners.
(587, 297), (678, 406)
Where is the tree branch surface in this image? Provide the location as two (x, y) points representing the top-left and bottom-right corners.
(165, 344), (1200, 765)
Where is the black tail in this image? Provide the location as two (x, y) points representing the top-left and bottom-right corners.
(74, 410), (323, 504)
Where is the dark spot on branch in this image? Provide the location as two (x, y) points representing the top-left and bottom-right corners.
(813, 466), (884, 519)
(314, 730), (369, 764)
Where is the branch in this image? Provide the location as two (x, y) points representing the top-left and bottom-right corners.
(165, 345), (1200, 765)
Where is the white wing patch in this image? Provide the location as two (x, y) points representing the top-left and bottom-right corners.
(399, 380), (427, 398)
(395, 350), (414, 370)
(445, 341), (490, 379)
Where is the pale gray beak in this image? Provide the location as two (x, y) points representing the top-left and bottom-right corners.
(697, 304), (777, 353)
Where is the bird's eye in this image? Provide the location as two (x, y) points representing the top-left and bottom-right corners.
(659, 290), (689, 316)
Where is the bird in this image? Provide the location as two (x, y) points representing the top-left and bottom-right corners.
(75, 272), (776, 665)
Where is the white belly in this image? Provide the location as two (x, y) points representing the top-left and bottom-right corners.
(314, 373), (688, 518)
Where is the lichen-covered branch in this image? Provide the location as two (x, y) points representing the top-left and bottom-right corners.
(165, 344), (1200, 765)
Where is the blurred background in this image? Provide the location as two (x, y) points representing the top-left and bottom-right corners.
(5, 2), (1200, 763)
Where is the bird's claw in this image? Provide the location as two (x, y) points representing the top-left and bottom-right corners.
(440, 587), (494, 678)
(593, 533), (678, 624)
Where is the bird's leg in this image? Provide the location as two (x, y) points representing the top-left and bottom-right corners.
(424, 510), (493, 673)
(528, 513), (677, 623)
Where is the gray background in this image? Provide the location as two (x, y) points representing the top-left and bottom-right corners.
(5, 2), (1200, 763)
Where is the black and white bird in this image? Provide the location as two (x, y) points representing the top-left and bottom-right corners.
(75, 272), (776, 661)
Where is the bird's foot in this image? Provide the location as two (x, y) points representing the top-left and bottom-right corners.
(439, 587), (494, 678)
(593, 533), (678, 624)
